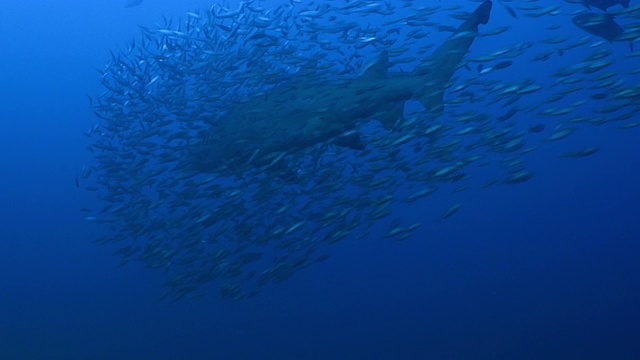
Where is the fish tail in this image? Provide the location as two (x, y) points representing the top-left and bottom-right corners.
(455, 1), (492, 32)
(415, 1), (492, 112)
(471, 0), (492, 25)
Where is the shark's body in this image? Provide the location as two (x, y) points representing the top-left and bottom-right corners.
(193, 1), (493, 176)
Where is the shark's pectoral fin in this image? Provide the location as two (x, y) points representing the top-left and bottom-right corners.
(333, 130), (365, 150)
(376, 102), (405, 130)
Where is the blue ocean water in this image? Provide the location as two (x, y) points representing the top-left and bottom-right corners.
(0, 0), (639, 359)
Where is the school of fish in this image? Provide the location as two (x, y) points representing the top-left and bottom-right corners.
(82, 0), (640, 301)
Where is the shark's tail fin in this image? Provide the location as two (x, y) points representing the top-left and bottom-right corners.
(474, 1), (493, 25)
(462, 1), (492, 31)
(416, 1), (492, 113)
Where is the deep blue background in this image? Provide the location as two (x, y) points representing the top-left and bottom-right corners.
(1, 0), (639, 358)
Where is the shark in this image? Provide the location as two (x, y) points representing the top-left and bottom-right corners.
(193, 1), (493, 177)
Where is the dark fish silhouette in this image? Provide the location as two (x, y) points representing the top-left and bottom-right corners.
(125, 0), (143, 8)
(496, 0), (518, 18)
(572, 12), (624, 42)
(529, 124), (546, 133)
(575, 0), (630, 11)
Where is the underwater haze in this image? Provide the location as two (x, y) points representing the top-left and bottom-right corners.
(1, 0), (639, 359)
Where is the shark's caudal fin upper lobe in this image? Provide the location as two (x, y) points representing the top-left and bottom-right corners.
(417, 1), (492, 113)
(473, 1), (493, 26)
(462, 1), (492, 32)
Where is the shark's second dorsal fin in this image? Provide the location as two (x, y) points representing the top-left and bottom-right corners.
(359, 50), (389, 79)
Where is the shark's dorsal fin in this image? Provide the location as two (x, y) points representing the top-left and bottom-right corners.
(359, 50), (389, 79)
